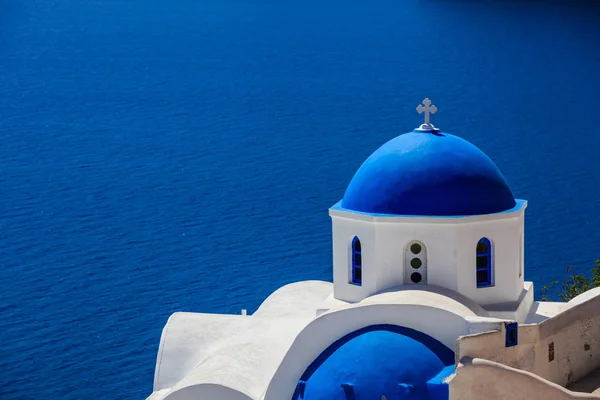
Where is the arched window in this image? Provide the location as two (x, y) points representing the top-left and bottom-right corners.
(351, 237), (362, 285)
(476, 238), (493, 287)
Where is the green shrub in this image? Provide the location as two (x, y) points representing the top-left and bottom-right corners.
(540, 259), (600, 302)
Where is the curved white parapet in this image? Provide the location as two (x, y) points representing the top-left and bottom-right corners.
(163, 383), (252, 400)
(567, 287), (600, 309)
(359, 284), (490, 317)
(152, 312), (311, 399)
(253, 280), (332, 318)
(524, 286), (600, 325)
(262, 299), (474, 400)
(150, 281), (334, 400)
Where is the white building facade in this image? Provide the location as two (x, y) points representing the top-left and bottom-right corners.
(330, 200), (530, 317)
(146, 99), (576, 400)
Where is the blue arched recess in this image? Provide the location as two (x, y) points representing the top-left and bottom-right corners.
(292, 324), (454, 400)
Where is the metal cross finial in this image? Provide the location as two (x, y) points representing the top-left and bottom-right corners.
(416, 98), (438, 131)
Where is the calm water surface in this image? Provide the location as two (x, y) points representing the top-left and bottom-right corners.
(1, 0), (600, 398)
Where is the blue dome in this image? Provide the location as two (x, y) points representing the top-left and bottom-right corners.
(296, 325), (455, 400)
(341, 130), (516, 216)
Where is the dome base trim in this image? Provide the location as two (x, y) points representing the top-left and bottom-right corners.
(330, 199), (527, 220)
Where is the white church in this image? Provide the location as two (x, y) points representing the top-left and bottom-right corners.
(147, 99), (600, 400)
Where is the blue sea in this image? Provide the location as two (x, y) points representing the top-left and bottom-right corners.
(1, 0), (600, 398)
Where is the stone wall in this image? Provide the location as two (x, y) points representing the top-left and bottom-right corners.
(449, 358), (600, 400)
(455, 292), (600, 388)
(537, 294), (600, 385)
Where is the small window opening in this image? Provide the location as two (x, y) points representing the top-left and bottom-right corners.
(410, 243), (422, 254)
(406, 240), (426, 284)
(476, 238), (493, 287)
(505, 322), (518, 347)
(351, 237), (362, 285)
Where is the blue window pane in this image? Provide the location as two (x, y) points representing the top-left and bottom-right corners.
(477, 269), (489, 285)
(354, 267), (362, 282)
(477, 255), (488, 269)
(354, 253), (362, 267)
(476, 241), (488, 254)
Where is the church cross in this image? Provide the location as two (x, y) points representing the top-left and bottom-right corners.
(416, 98), (437, 126)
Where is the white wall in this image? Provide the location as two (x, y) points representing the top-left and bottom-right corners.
(374, 220), (459, 292)
(329, 202), (527, 307)
(331, 215), (376, 302)
(456, 212), (525, 305)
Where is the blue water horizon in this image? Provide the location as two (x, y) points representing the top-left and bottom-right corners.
(1, 0), (600, 398)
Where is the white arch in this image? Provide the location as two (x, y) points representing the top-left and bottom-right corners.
(262, 301), (472, 400)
